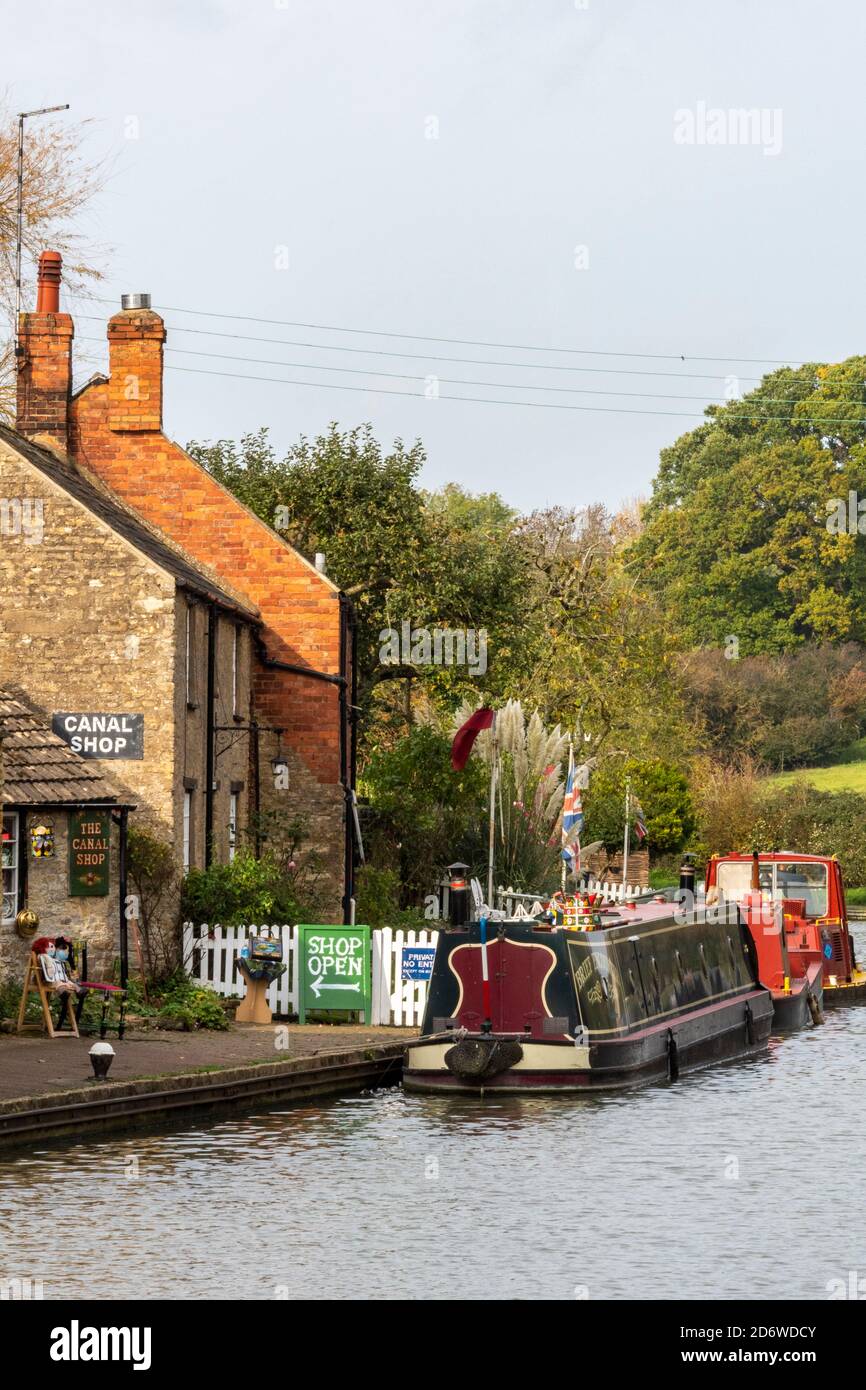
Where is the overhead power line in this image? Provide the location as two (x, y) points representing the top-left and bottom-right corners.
(76, 335), (840, 409)
(89, 295), (804, 368)
(160, 360), (864, 426)
(75, 314), (768, 385)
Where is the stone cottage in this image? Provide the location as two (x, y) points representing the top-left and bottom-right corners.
(0, 251), (355, 961)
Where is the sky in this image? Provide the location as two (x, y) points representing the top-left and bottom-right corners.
(6, 0), (866, 513)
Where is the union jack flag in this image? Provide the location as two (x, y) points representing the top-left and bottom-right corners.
(562, 744), (584, 844)
(633, 799), (648, 842)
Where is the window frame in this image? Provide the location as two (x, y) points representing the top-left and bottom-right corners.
(228, 792), (238, 863)
(232, 625), (240, 719)
(2, 811), (20, 925)
(716, 858), (829, 918)
(182, 791), (192, 874)
(185, 602), (197, 708)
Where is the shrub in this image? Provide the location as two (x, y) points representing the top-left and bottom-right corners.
(354, 864), (428, 929)
(127, 825), (181, 981)
(156, 978), (229, 1031)
(181, 848), (319, 927)
(690, 765), (866, 887)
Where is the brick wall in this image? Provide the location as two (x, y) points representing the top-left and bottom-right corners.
(12, 286), (348, 919)
(69, 350), (347, 913)
(16, 310), (74, 447)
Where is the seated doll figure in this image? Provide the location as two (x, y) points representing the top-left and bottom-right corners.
(35, 936), (89, 1027)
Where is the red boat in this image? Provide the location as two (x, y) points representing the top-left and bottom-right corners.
(705, 851), (866, 1016)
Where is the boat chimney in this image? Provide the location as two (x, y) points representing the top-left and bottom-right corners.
(750, 851), (761, 892)
(447, 861), (470, 928)
(679, 853), (696, 897)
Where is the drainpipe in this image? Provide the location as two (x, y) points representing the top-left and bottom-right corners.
(118, 807), (129, 990)
(205, 604), (217, 867)
(339, 594), (355, 925)
(251, 718), (261, 856)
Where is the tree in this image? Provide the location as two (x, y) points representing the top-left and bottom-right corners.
(582, 757), (696, 856)
(187, 426), (532, 747)
(508, 504), (687, 760)
(680, 643), (866, 770)
(359, 725), (488, 902)
(634, 360), (866, 653)
(0, 105), (106, 416)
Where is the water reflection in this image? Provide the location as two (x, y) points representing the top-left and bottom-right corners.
(2, 973), (866, 1299)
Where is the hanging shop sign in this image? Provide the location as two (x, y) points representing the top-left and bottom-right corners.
(52, 713), (144, 760)
(297, 925), (371, 1023)
(68, 811), (111, 897)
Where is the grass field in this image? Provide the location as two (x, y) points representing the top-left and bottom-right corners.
(767, 737), (866, 794)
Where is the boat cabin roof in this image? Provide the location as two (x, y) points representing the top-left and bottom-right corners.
(710, 852), (834, 865)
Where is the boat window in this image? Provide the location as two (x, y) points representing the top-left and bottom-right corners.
(775, 862), (828, 918)
(716, 861), (771, 898)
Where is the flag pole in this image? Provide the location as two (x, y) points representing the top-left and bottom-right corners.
(622, 774), (631, 892)
(561, 735), (573, 894)
(486, 712), (498, 908)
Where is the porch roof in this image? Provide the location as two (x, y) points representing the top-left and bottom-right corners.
(0, 688), (128, 807)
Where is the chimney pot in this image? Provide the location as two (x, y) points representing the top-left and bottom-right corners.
(16, 250), (73, 447)
(121, 293), (151, 311)
(35, 250), (63, 314)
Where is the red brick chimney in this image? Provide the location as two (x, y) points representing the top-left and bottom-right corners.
(16, 250), (74, 448)
(107, 294), (166, 432)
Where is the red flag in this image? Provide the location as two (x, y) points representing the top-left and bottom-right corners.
(451, 707), (495, 770)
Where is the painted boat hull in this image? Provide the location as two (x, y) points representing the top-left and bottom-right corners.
(770, 961), (824, 1032)
(405, 992), (772, 1093)
(405, 908), (774, 1094)
(824, 968), (866, 1006)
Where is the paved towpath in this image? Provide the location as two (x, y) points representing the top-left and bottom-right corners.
(0, 1023), (416, 1104)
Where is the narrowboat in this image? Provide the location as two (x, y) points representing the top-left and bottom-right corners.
(705, 852), (866, 1009)
(404, 895), (773, 1094)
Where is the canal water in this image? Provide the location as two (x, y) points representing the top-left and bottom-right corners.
(3, 976), (866, 1300)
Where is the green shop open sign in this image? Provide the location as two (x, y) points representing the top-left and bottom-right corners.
(298, 925), (371, 1023)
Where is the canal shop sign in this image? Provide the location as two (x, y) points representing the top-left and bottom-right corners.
(298, 925), (371, 1023)
(52, 712), (144, 759)
(69, 811), (111, 897)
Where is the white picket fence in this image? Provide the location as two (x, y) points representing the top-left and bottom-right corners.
(183, 884), (650, 1029)
(371, 927), (439, 1027)
(493, 879), (645, 917)
(585, 876), (647, 902)
(182, 922), (439, 1029)
(183, 923), (301, 1015)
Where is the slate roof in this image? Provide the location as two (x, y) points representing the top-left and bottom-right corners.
(0, 688), (129, 807)
(0, 423), (260, 622)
